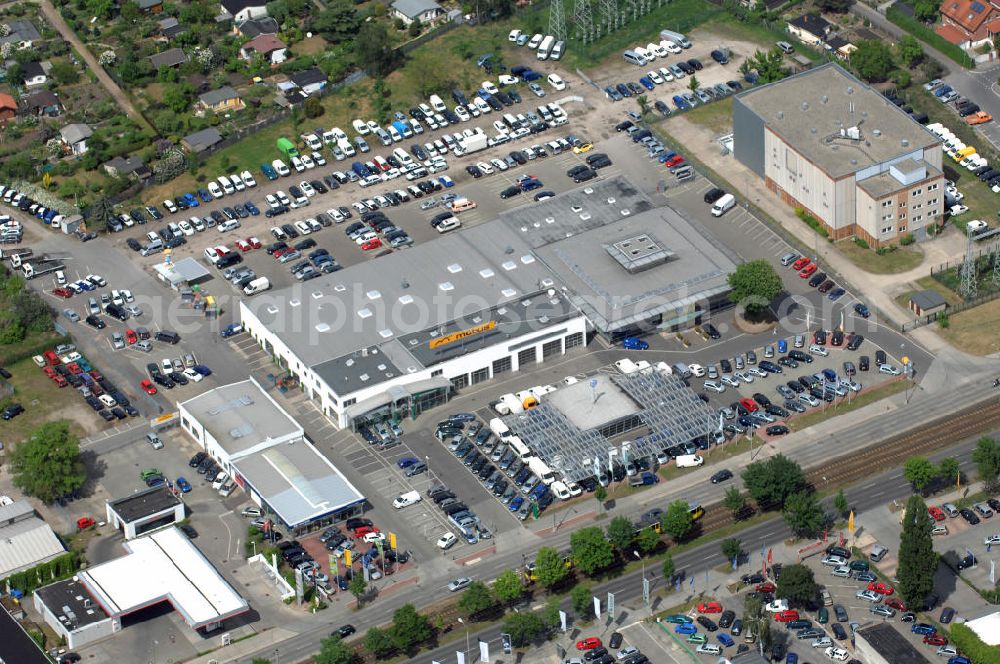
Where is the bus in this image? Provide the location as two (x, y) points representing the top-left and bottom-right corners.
(688, 502), (705, 522)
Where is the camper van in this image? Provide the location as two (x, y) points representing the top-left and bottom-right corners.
(615, 358), (639, 374)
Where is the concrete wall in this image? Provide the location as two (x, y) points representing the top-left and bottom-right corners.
(732, 96), (765, 177)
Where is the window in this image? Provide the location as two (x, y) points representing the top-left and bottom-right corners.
(471, 367), (490, 385)
(493, 356), (512, 375)
(883, 213), (893, 221)
(928, 198), (938, 206)
(431, 369), (443, 377)
(882, 200), (893, 208)
(517, 347), (537, 367)
(880, 225), (894, 234)
(899, 212), (906, 219)
(911, 188), (922, 196)
(451, 374), (469, 390)
(344, 398), (356, 407)
(899, 225), (908, 232)
(928, 183), (939, 191)
(899, 201), (906, 208)
(565, 332), (584, 349)
(542, 338), (563, 359)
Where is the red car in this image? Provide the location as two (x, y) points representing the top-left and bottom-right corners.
(885, 597), (906, 611)
(756, 582), (776, 593)
(739, 398), (759, 413)
(774, 610), (799, 622)
(353, 525), (379, 537)
(361, 238), (383, 251)
(792, 257), (811, 270)
(53, 287), (73, 298)
(248, 236), (262, 249)
(140, 379), (157, 395)
(125, 329), (137, 345)
(576, 637), (602, 651)
(799, 263), (818, 278)
(76, 517), (96, 530)
(236, 239), (252, 251)
(867, 581), (894, 595)
(664, 155), (685, 168)
(928, 506), (946, 521)
(52, 375), (68, 387)
(697, 601), (723, 613)
(923, 634), (947, 646)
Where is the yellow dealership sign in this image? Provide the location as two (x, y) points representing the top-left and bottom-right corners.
(428, 321), (496, 349)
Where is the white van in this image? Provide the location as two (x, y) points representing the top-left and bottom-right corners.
(212, 471), (230, 490)
(508, 436), (533, 461)
(392, 490), (422, 509)
(489, 417), (512, 439)
(243, 276), (270, 295)
(623, 49), (648, 66)
(675, 454), (704, 468)
(217, 176), (236, 195)
(711, 193), (736, 216)
(528, 457), (556, 484)
(429, 94), (447, 112)
(615, 358), (639, 374)
(552, 481), (571, 500)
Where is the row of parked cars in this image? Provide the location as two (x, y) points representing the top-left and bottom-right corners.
(618, 122), (691, 178)
(924, 79), (991, 126)
(35, 345), (141, 422)
(0, 185), (71, 231)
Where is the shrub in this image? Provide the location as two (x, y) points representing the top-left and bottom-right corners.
(795, 208), (829, 238)
(853, 237), (869, 249)
(937, 312), (949, 328)
(951, 623), (1000, 664)
(900, 233), (915, 246)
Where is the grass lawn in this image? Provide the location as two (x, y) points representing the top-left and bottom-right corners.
(834, 239), (924, 274)
(682, 97), (733, 134)
(787, 380), (910, 432)
(294, 36), (329, 57)
(2, 357), (90, 444)
(939, 296), (1000, 355)
(895, 275), (964, 310)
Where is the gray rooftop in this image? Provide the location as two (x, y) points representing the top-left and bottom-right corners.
(59, 123), (92, 144)
(34, 578), (109, 629)
(179, 379), (303, 457)
(149, 48), (188, 68)
(545, 376), (640, 431)
(199, 86), (239, 107)
(392, 0), (442, 17)
(107, 486), (181, 523)
(233, 437), (365, 528)
(183, 127), (223, 151)
(857, 623), (932, 664)
(531, 202), (737, 334)
(4, 19), (41, 42)
(910, 289), (947, 310)
(736, 63), (940, 178)
(0, 501), (66, 580)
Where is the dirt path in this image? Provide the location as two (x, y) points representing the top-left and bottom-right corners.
(39, 0), (157, 136)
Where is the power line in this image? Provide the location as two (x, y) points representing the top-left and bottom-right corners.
(960, 225), (978, 300)
(549, 0), (567, 42)
(573, 0), (594, 43)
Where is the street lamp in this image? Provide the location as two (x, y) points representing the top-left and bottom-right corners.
(457, 617), (470, 655)
(633, 550), (645, 580)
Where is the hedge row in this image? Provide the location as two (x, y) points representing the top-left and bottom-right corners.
(886, 8), (973, 69)
(0, 334), (72, 367)
(6, 552), (81, 595)
(951, 623), (1000, 664)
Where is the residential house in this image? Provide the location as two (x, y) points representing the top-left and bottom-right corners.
(237, 17), (279, 38)
(135, 0), (164, 12)
(0, 93), (16, 122)
(824, 35), (856, 60)
(240, 34), (287, 65)
(197, 86), (244, 114)
(157, 17), (187, 40)
(221, 0), (268, 22)
(103, 156), (152, 180)
(290, 67), (327, 95)
(182, 127), (224, 153)
(0, 19), (41, 50)
(23, 89), (61, 116)
(391, 0), (444, 25)
(149, 48), (189, 69)
(786, 13), (833, 46)
(60, 123), (93, 156)
(937, 0), (1000, 46)
(22, 61), (50, 88)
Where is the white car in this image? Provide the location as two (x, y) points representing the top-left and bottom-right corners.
(547, 73), (567, 90)
(985, 535), (1000, 545)
(178, 219), (194, 236)
(824, 646), (849, 661)
(765, 599), (789, 612)
(272, 159), (290, 176)
(735, 371), (754, 384)
(392, 490), (421, 509)
(703, 380), (725, 393)
(499, 74), (518, 85)
(695, 644), (721, 655)
(353, 119), (370, 135)
(455, 105), (471, 122)
(300, 154), (315, 169)
(648, 70), (664, 85)
(811, 637), (833, 648)
(661, 39), (682, 53)
(878, 364), (901, 375)
(808, 344), (829, 357)
(650, 43), (669, 58)
(294, 220), (313, 235)
(721, 375), (740, 388)
(949, 204), (969, 215)
(688, 363), (705, 377)
(856, 589), (880, 602)
(163, 199), (178, 213)
(241, 170), (257, 187)
(183, 367), (204, 382)
(207, 181), (223, 198)
(476, 161), (494, 175)
(937, 646), (958, 657)
(482, 80), (499, 95)
(436, 532), (458, 549)
(299, 181), (316, 197)
(799, 393), (820, 407)
(311, 151), (327, 167)
(657, 66), (675, 82)
(821, 555), (847, 566)
(447, 577), (472, 592)
(748, 367), (767, 378)
(946, 185), (963, 200)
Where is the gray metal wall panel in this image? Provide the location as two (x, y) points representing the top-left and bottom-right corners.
(733, 96), (765, 177)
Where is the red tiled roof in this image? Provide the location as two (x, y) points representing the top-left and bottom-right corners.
(242, 33), (285, 54)
(0, 93), (15, 111)
(939, 0), (997, 33)
(936, 22), (973, 43)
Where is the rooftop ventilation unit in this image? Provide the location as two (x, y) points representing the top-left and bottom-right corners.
(480, 268), (495, 278)
(447, 263), (463, 273)
(801, 102), (809, 111)
(902, 139), (909, 147)
(315, 323), (330, 333)
(398, 294), (414, 305)
(841, 126), (861, 140)
(366, 290), (381, 300)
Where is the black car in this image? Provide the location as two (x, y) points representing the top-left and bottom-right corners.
(85, 314), (106, 329)
(766, 425), (789, 436)
(808, 272), (827, 287)
(654, 100), (670, 115)
(957, 553), (977, 570)
(940, 606), (955, 623)
(345, 518), (372, 530)
(741, 573), (765, 585)
(615, 120), (634, 132)
(333, 624), (356, 638)
(466, 164), (483, 178)
(711, 469), (733, 483)
(704, 188), (726, 204)
(179, 524), (198, 539)
(846, 334), (864, 351)
(831, 623), (847, 640)
(770, 643), (785, 661)
(719, 610), (735, 629)
(859, 355), (870, 371)
(959, 508), (981, 525)
(126, 238), (142, 252)
(696, 616), (718, 631)
(703, 323), (721, 339)
(189, 451), (207, 467)
(573, 168), (597, 183)
(500, 185), (522, 199)
(294, 238), (317, 251)
(1, 403), (24, 420)
(720, 358), (733, 373)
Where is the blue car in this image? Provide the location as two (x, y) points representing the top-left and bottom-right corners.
(828, 288), (846, 300)
(854, 303), (870, 318)
(439, 176), (454, 188)
(616, 83), (632, 98)
(777, 338), (788, 353)
(658, 151), (677, 163)
(521, 179), (543, 191)
(197, 188), (212, 203)
(176, 477), (192, 493)
(934, 85), (952, 98)
(785, 654), (798, 664)
(522, 70), (542, 81)
(639, 76), (655, 91)
(260, 163), (278, 180)
(182, 193), (199, 208)
(673, 95), (690, 110)
(675, 623), (697, 635)
(912, 623), (936, 636)
(192, 364), (212, 376)
(718, 634), (734, 647)
(948, 657), (971, 664)
(245, 200), (260, 216)
(509, 495), (524, 512)
(623, 336), (649, 350)
(397, 456), (419, 468)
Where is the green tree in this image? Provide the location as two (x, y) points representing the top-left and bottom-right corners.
(251, 659), (272, 664)
(728, 260), (783, 316)
(747, 48), (787, 83)
(594, 484), (607, 507)
(783, 491), (825, 536)
(742, 594), (772, 652)
(914, 0), (939, 21)
(896, 35), (924, 67)
(721, 538), (743, 563)
(314, 635), (354, 664)
(310, 0), (360, 43)
(458, 581), (496, 618)
(724, 486), (746, 518)
(407, 16), (422, 37)
(533, 547), (569, 589)
(661, 500), (695, 540)
(389, 604), (431, 652)
(503, 611), (546, 647)
(353, 22), (400, 77)
(903, 456), (936, 491)
(688, 75), (700, 92)
(570, 583), (593, 617)
(303, 96), (324, 119)
(50, 60), (79, 85)
(348, 575), (367, 606)
(606, 516), (635, 550)
(162, 81), (195, 114)
(570, 526), (615, 576)
(775, 564), (817, 605)
(10, 422), (85, 503)
(636, 94), (650, 115)
(661, 553), (675, 581)
(742, 454), (806, 509)
(636, 526), (660, 554)
(833, 489), (849, 518)
(363, 627), (395, 659)
(852, 40), (895, 82)
(973, 436), (1000, 489)
(897, 495), (937, 609)
(493, 569), (525, 605)
(938, 457), (960, 488)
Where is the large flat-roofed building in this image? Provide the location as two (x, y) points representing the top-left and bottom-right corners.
(733, 63), (944, 247)
(178, 378), (366, 531)
(34, 528), (249, 649)
(0, 500), (66, 581)
(240, 177), (735, 430)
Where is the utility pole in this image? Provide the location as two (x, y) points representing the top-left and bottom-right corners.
(960, 224), (978, 300)
(549, 0), (567, 41)
(573, 0), (594, 43)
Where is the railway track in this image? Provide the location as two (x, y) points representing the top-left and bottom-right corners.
(679, 399), (1000, 542)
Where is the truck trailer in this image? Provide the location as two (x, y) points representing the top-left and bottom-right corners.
(459, 133), (489, 154)
(23, 258), (65, 280)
